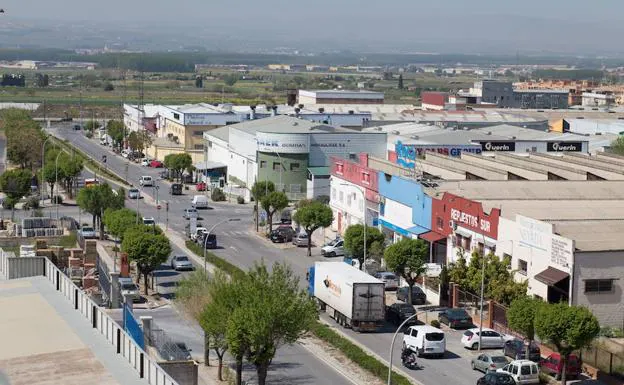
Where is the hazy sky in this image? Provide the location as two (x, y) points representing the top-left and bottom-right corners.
(1, 0), (623, 54)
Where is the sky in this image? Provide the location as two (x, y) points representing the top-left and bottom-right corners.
(1, 0), (623, 54)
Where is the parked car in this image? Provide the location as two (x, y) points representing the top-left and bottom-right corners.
(142, 217), (155, 226)
(270, 227), (295, 243)
(438, 308), (473, 329)
(477, 373), (515, 385)
(540, 353), (581, 380)
(374, 272), (399, 290)
(183, 208), (199, 220)
(150, 160), (164, 168)
(198, 233), (217, 249)
(170, 183), (183, 195)
(139, 175), (153, 187)
(471, 353), (509, 373)
(171, 255), (194, 271)
(73, 124), (81, 130)
(79, 226), (97, 239)
(196, 182), (207, 191)
(292, 232), (309, 247)
(280, 208), (292, 224)
(402, 325), (446, 358)
(497, 360), (540, 385)
(320, 238), (344, 257)
(140, 158), (151, 167)
(396, 285), (427, 305)
(128, 188), (141, 199)
(191, 227), (207, 242)
(191, 195), (209, 209)
(503, 339), (541, 362)
(386, 302), (417, 326)
(185, 222), (204, 239)
(118, 277), (140, 303)
(121, 149), (130, 158)
(462, 328), (505, 350)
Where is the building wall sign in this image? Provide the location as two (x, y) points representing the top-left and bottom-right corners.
(431, 192), (500, 239)
(256, 132), (310, 154)
(547, 141), (583, 152)
(516, 214), (573, 271)
(394, 140), (482, 168)
(479, 141), (516, 152)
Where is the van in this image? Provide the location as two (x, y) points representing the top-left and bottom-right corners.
(191, 195), (209, 209)
(118, 277), (140, 303)
(402, 325), (446, 358)
(497, 360), (540, 384)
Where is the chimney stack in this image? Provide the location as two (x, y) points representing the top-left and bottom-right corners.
(271, 105), (277, 117)
(250, 105), (256, 120)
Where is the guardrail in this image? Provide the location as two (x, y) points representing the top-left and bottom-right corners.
(0, 249), (179, 385)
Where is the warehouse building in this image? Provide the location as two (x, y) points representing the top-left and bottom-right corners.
(297, 89), (385, 105)
(203, 115), (386, 201)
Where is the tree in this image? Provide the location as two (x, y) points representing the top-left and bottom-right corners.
(251, 181), (275, 231)
(384, 238), (428, 305)
(223, 74), (239, 86)
(507, 296), (544, 359)
(292, 201), (332, 256)
(77, 183), (124, 239)
(6, 119), (43, 169)
(164, 153), (192, 182)
(0, 169), (33, 216)
(343, 224), (385, 268)
(448, 254), (468, 286)
(610, 136), (624, 156)
(535, 302), (600, 383)
(103, 82), (115, 91)
(261, 191), (288, 233)
(106, 120), (125, 150)
(41, 161), (62, 199)
(398, 74), (404, 90)
(58, 154), (83, 199)
(84, 120), (100, 131)
(195, 76), (203, 88)
(226, 262), (317, 385)
(103, 208), (138, 241)
(122, 225), (171, 294)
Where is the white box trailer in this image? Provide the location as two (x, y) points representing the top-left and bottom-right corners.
(309, 261), (385, 332)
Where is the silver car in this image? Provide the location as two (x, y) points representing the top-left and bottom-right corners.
(292, 232), (309, 247)
(472, 353), (509, 373)
(128, 188), (141, 199)
(374, 272), (399, 290)
(171, 255), (194, 271)
(118, 277), (140, 303)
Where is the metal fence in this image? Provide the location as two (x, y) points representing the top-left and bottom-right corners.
(96, 255), (110, 305)
(123, 303), (145, 349)
(147, 320), (191, 361)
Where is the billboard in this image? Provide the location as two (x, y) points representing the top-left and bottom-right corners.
(478, 141), (516, 152)
(546, 141), (583, 152)
(256, 132), (310, 153)
(394, 140), (482, 168)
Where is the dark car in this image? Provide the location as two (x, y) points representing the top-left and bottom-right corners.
(270, 227), (295, 243)
(72, 124), (81, 130)
(476, 372), (515, 385)
(396, 286), (427, 305)
(503, 339), (541, 362)
(198, 233), (217, 249)
(439, 308), (473, 329)
(386, 302), (417, 326)
(170, 183), (183, 195)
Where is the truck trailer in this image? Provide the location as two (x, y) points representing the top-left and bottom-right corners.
(308, 261), (385, 332)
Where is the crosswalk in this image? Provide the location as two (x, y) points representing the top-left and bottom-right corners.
(211, 230), (251, 238)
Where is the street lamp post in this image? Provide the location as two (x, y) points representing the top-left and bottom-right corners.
(203, 218), (240, 272)
(387, 312), (421, 385)
(136, 187), (141, 224)
(478, 228), (486, 352)
(153, 185), (160, 223)
(341, 184), (366, 270)
(55, 151), (62, 219)
(40, 136), (54, 205)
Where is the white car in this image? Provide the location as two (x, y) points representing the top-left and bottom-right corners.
(461, 328), (506, 350)
(497, 360), (540, 385)
(118, 277), (140, 303)
(121, 149), (130, 158)
(140, 158), (151, 167)
(139, 176), (153, 187)
(320, 238), (344, 257)
(79, 226), (97, 239)
(142, 217), (155, 226)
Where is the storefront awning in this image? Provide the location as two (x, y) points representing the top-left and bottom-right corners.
(407, 225), (429, 236)
(420, 231), (446, 243)
(454, 227), (473, 238)
(534, 267), (570, 286)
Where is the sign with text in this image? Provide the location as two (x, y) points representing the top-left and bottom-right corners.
(516, 215), (573, 270)
(478, 141), (516, 152)
(430, 192), (500, 239)
(394, 140), (482, 168)
(256, 132), (310, 153)
(546, 141), (583, 152)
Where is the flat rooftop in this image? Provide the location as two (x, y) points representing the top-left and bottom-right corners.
(0, 276), (147, 385)
(550, 220), (624, 252)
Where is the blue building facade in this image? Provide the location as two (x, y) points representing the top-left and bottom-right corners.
(377, 172), (432, 241)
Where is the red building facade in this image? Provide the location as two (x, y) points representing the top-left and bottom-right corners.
(430, 192), (500, 240)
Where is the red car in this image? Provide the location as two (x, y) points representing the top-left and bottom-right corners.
(149, 160), (164, 168)
(196, 182), (207, 191)
(540, 353), (581, 380)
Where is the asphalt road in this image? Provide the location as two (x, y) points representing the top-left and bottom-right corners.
(49, 125), (355, 385)
(49, 125), (491, 385)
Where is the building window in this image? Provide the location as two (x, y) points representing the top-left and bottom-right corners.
(339, 191), (344, 203)
(362, 172), (370, 184)
(173, 113), (180, 120)
(476, 242), (484, 255)
(349, 153), (357, 160)
(336, 164), (344, 175)
(260, 161), (267, 168)
(436, 217), (443, 230)
(585, 279), (614, 293)
(273, 162), (281, 171)
(331, 188), (337, 200)
(193, 130), (204, 136)
(290, 163), (300, 171)
(194, 144), (204, 150)
(346, 193), (352, 207)
(517, 259), (528, 275)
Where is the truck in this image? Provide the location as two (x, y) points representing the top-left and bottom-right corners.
(307, 261), (385, 332)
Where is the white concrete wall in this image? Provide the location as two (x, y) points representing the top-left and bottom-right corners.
(447, 227), (496, 264)
(329, 177), (365, 233)
(229, 128), (257, 161)
(573, 251), (624, 327)
(308, 133), (386, 167)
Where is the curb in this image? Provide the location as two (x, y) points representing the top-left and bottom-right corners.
(298, 337), (363, 385)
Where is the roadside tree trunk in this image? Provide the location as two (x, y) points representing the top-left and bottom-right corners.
(560, 355), (567, 384)
(204, 333), (210, 367)
(306, 230), (312, 257)
(235, 357), (243, 385)
(256, 363), (269, 385)
(143, 271), (149, 295)
(407, 282), (413, 305)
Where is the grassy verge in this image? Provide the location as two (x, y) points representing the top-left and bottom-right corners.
(183, 240), (415, 385)
(56, 230), (78, 248)
(50, 136), (130, 187)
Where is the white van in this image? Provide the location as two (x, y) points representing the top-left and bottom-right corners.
(191, 195), (209, 209)
(497, 360), (540, 385)
(402, 325), (446, 358)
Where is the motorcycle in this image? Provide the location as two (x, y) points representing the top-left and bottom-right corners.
(401, 347), (420, 370)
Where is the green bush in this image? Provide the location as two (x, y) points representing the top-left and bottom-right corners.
(52, 195), (63, 204)
(237, 195), (245, 204)
(430, 319), (441, 328)
(309, 323), (412, 385)
(58, 231), (78, 248)
(211, 187), (226, 201)
(85, 131), (93, 139)
(23, 196), (40, 210)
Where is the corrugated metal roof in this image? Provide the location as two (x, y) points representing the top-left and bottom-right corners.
(307, 166), (330, 176)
